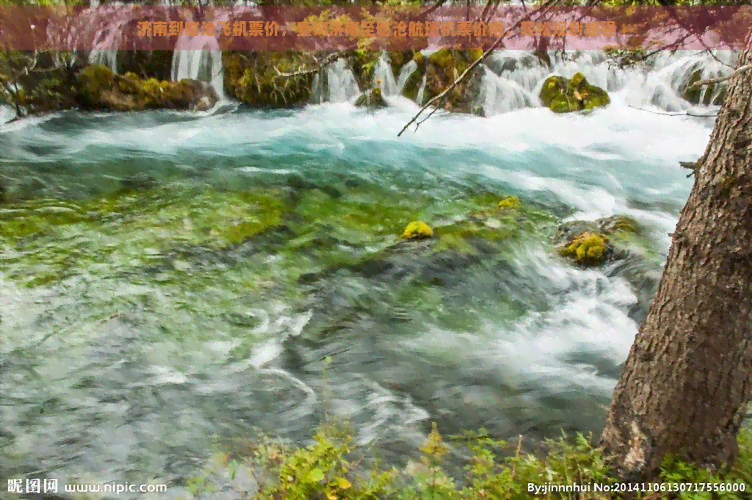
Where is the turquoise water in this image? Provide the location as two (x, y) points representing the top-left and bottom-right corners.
(0, 94), (711, 496)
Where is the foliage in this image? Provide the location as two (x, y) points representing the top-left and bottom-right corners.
(185, 421), (752, 500)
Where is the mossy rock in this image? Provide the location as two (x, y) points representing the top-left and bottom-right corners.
(539, 72), (610, 113)
(559, 231), (608, 266)
(223, 51), (314, 108)
(423, 50), (483, 113)
(401, 221), (433, 240)
(76, 64), (218, 112)
(354, 87), (387, 108)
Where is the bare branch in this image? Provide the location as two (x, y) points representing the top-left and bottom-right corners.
(274, 51), (348, 80)
(398, 0), (560, 137)
(687, 63), (752, 90)
(627, 104), (717, 118)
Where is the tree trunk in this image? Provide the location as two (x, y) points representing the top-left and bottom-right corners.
(600, 36), (752, 482)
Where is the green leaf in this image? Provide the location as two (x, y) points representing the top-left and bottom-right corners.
(308, 467), (325, 482)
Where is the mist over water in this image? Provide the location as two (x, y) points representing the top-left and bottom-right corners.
(0, 50), (717, 498)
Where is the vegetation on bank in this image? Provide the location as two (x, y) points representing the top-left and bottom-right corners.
(182, 418), (752, 500)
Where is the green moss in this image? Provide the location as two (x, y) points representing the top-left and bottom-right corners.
(559, 231), (608, 266)
(401, 220), (433, 239)
(77, 64), (117, 106)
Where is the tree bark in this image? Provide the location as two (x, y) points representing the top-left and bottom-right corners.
(600, 34), (752, 482)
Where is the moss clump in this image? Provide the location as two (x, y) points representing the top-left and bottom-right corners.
(539, 72), (610, 113)
(401, 221), (433, 239)
(498, 196), (521, 209)
(559, 231), (608, 266)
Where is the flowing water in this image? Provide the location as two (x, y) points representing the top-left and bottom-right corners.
(0, 50), (724, 498)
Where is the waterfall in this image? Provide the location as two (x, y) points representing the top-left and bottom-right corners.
(310, 58), (360, 104)
(328, 58), (360, 103)
(171, 35), (225, 99)
(88, 22), (123, 73)
(416, 73), (427, 106)
(89, 50), (118, 73)
(475, 66), (535, 117)
(372, 52), (398, 95)
(396, 60), (418, 95)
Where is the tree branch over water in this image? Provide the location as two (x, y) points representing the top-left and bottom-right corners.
(687, 63), (752, 90)
(397, 0), (561, 137)
(274, 50), (349, 79)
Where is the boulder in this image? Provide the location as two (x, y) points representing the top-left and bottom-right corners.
(354, 87), (388, 108)
(76, 64), (218, 112)
(539, 72), (610, 113)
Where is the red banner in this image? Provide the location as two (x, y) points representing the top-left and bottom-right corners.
(0, 5), (749, 51)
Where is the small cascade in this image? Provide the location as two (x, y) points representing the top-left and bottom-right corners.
(396, 60), (418, 95)
(89, 50), (118, 73)
(416, 72), (427, 106)
(372, 52), (398, 95)
(171, 35), (225, 99)
(328, 58), (360, 102)
(88, 24), (123, 73)
(310, 58), (359, 104)
(475, 66), (535, 117)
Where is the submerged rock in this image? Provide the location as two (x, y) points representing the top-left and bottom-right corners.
(553, 215), (643, 267)
(354, 87), (388, 108)
(539, 73), (610, 113)
(559, 231), (608, 266)
(76, 64), (218, 112)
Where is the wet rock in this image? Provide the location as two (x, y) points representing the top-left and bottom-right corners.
(553, 215), (644, 267)
(354, 87), (388, 108)
(681, 68), (727, 106)
(558, 231), (608, 266)
(539, 72), (610, 113)
(120, 172), (157, 192)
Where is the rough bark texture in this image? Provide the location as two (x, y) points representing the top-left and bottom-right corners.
(600, 36), (752, 482)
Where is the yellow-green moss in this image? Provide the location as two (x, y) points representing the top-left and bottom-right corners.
(559, 231), (608, 266)
(78, 64), (117, 102)
(401, 221), (433, 239)
(498, 196), (521, 209)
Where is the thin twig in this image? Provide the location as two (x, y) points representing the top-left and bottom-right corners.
(397, 0), (561, 137)
(687, 63), (752, 90)
(627, 104), (717, 118)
